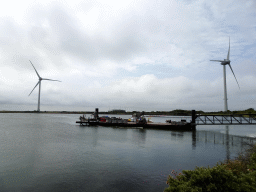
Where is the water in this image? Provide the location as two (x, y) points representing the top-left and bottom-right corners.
(1, 113), (256, 192)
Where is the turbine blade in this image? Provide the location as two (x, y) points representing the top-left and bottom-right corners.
(227, 37), (230, 60)
(29, 60), (41, 78)
(28, 81), (40, 96)
(210, 60), (223, 62)
(42, 78), (61, 82)
(228, 64), (240, 89)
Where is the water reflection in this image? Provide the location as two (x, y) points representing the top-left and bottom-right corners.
(192, 131), (196, 149)
(92, 126), (98, 147)
(225, 125), (230, 161)
(132, 129), (146, 145)
(192, 127), (256, 161)
(194, 129), (256, 146)
(170, 132), (184, 141)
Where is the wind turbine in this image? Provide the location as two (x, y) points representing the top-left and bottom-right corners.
(210, 37), (240, 112)
(28, 60), (61, 112)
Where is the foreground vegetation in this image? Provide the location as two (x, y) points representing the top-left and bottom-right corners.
(164, 143), (256, 192)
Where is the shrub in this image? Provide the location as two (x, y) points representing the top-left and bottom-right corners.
(221, 160), (248, 176)
(164, 165), (239, 192)
(164, 144), (256, 192)
(237, 171), (256, 191)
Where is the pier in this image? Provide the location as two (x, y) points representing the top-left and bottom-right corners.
(76, 109), (256, 131)
(76, 108), (194, 131)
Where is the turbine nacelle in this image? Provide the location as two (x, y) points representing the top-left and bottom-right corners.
(221, 60), (230, 65)
(210, 59), (230, 65)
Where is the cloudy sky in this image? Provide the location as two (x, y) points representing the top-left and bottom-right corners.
(0, 0), (255, 112)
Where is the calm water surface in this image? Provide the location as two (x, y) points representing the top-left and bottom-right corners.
(1, 113), (256, 192)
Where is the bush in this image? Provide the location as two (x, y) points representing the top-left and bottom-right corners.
(164, 144), (256, 192)
(164, 165), (240, 192)
(221, 159), (248, 176)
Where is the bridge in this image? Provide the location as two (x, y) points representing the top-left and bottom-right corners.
(192, 110), (256, 125)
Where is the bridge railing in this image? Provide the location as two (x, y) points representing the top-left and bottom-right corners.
(195, 114), (256, 125)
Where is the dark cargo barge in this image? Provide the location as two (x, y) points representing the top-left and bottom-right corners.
(76, 108), (196, 131)
(76, 120), (194, 131)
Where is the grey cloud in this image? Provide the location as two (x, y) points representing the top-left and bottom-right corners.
(0, 0), (256, 111)
(42, 6), (147, 64)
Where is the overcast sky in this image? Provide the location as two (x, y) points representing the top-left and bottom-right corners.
(0, 0), (255, 112)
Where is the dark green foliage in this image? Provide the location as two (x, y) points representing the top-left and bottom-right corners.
(164, 166), (240, 192)
(164, 144), (256, 192)
(247, 153), (256, 170)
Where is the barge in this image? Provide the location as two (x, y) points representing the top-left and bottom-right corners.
(76, 108), (196, 131)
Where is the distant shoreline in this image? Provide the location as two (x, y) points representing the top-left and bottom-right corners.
(0, 109), (255, 116)
(0, 111), (191, 116)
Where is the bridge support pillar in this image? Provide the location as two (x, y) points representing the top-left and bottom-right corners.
(191, 110), (196, 130)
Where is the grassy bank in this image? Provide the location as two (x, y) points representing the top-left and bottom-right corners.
(164, 142), (256, 192)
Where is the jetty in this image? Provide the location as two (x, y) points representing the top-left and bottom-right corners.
(76, 108), (195, 131)
(76, 108), (256, 131)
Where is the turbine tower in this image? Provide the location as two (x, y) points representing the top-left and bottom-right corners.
(210, 37), (240, 112)
(28, 61), (61, 112)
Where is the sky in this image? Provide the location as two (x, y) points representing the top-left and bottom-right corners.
(0, 0), (255, 112)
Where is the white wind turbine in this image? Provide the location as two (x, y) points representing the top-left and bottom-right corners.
(28, 60), (61, 112)
(210, 37), (240, 112)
